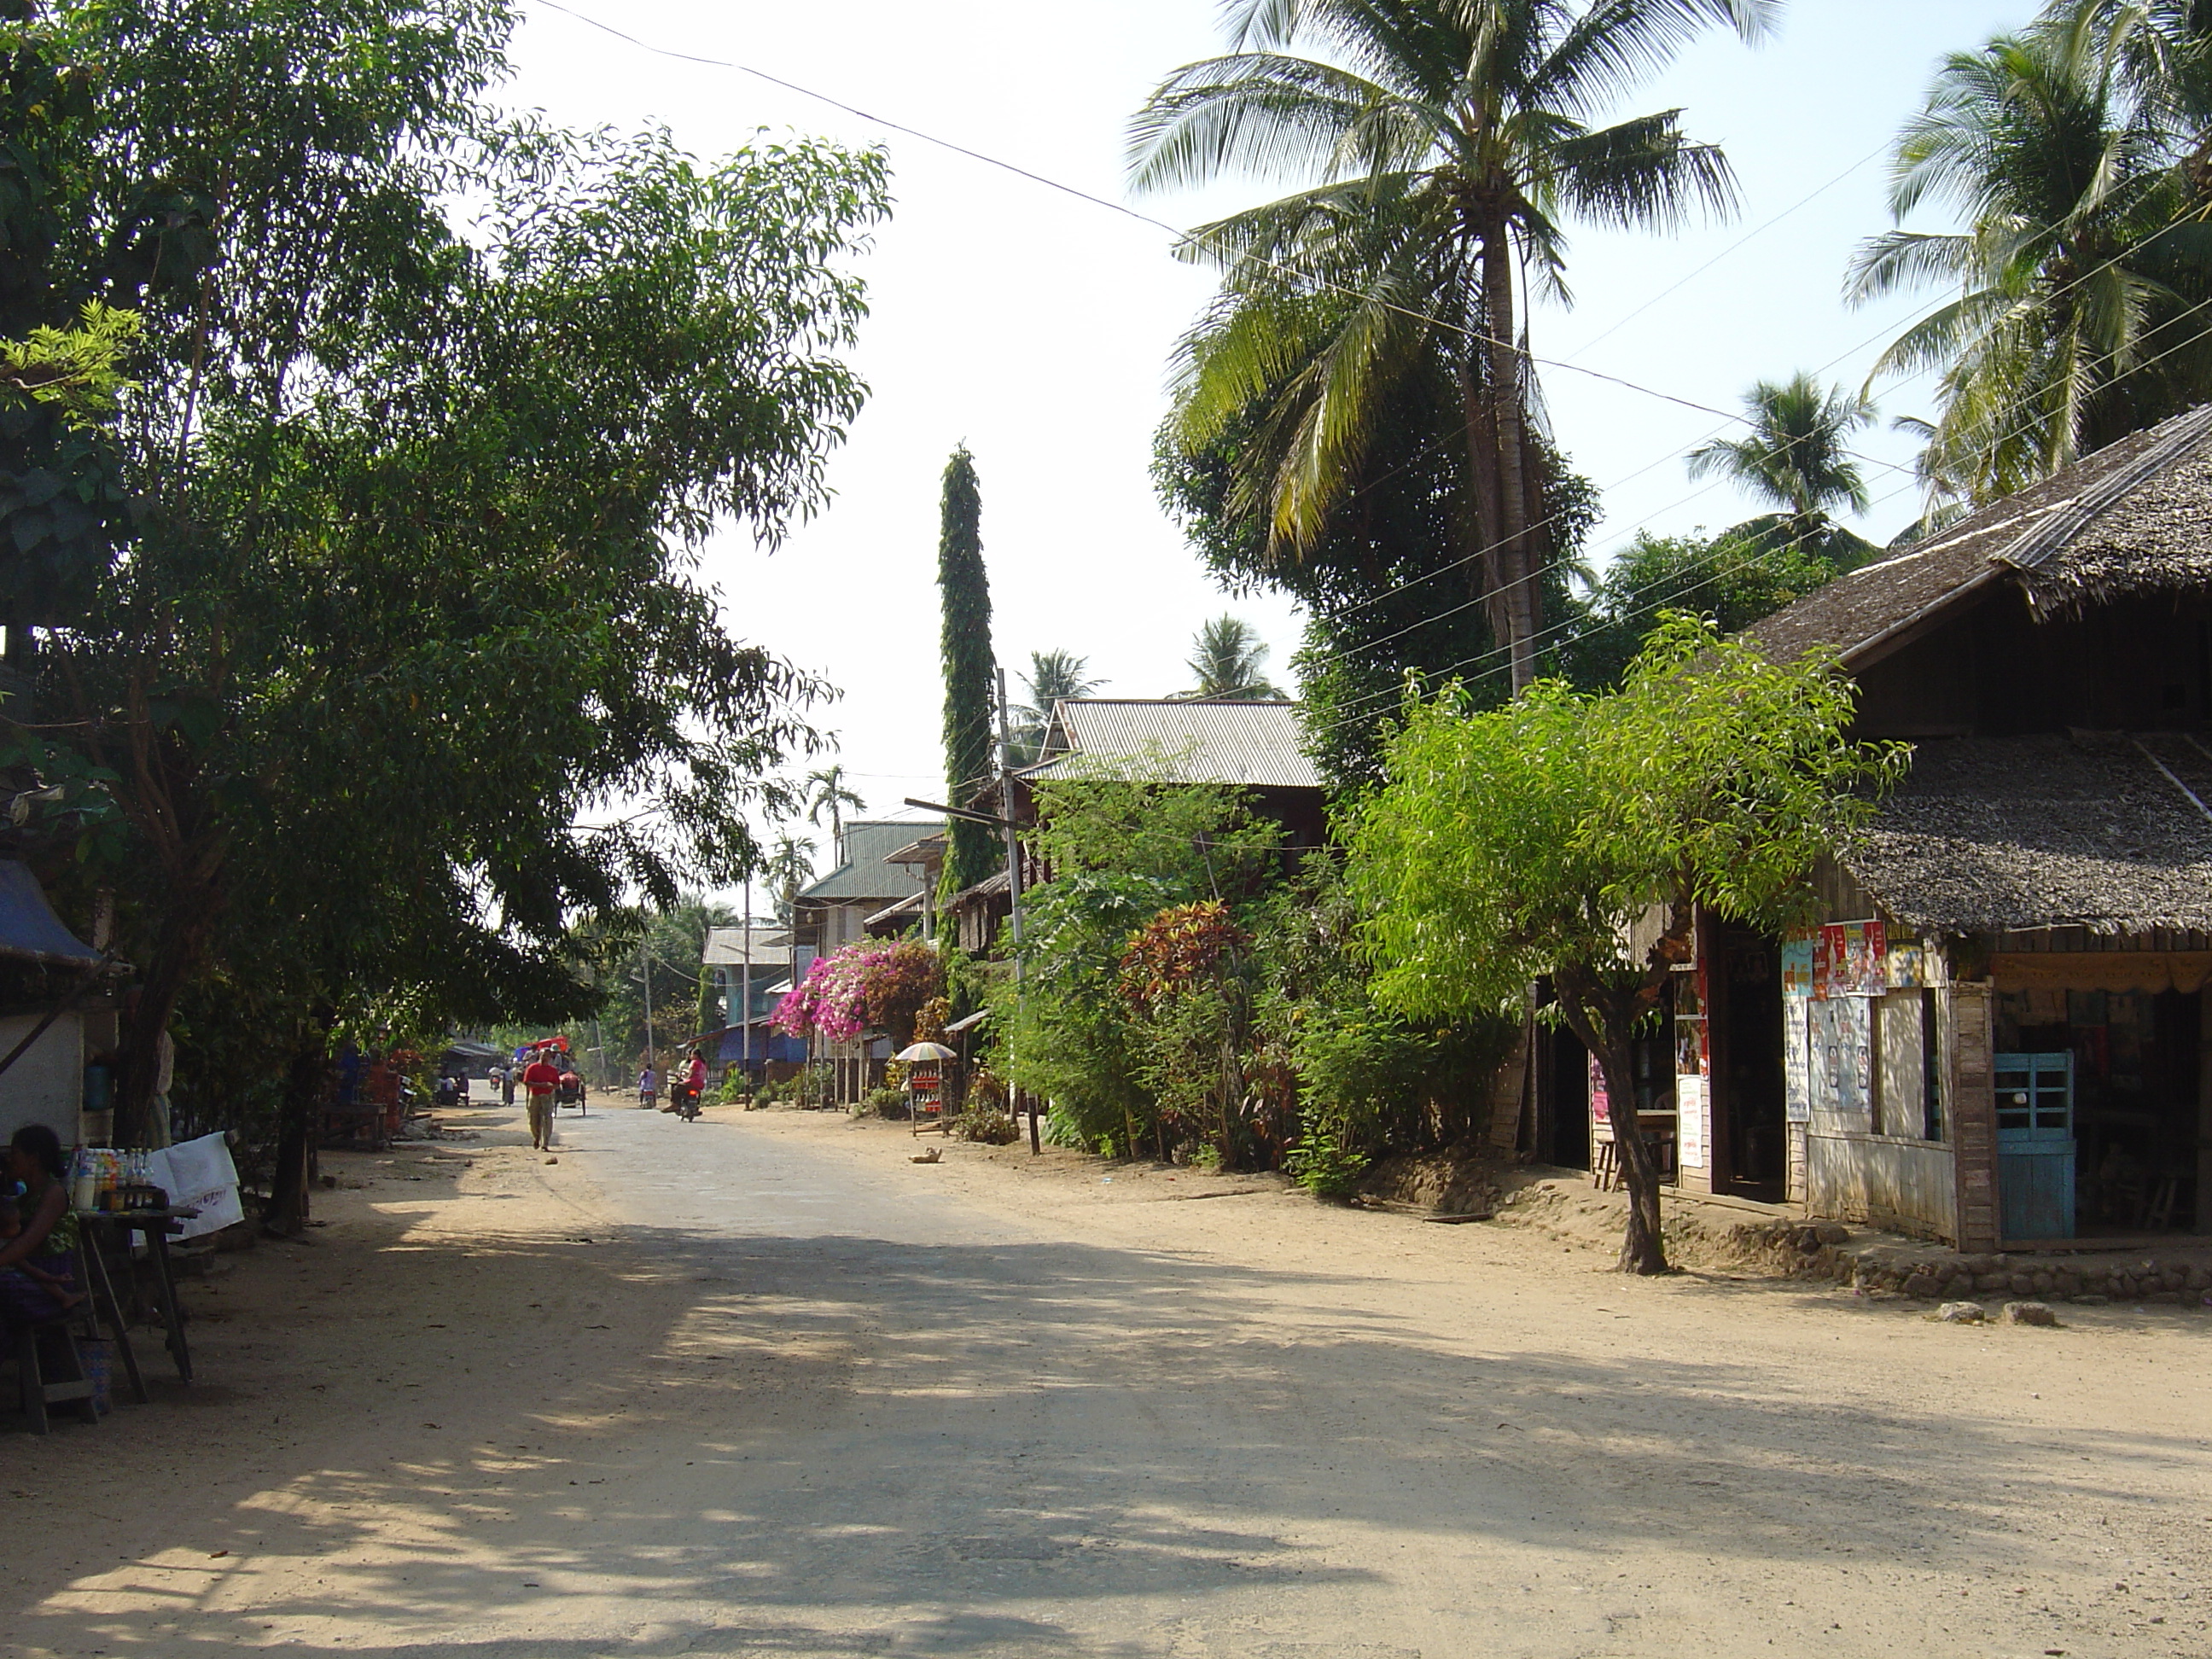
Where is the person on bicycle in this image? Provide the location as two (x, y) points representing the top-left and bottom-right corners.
(637, 1063), (657, 1110)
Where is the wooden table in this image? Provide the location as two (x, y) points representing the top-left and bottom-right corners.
(74, 1207), (196, 1403)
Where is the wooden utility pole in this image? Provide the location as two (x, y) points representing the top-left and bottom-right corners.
(996, 667), (1035, 1155)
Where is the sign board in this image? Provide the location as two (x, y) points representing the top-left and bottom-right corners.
(1784, 998), (1811, 1123)
(1677, 1074), (1706, 1168)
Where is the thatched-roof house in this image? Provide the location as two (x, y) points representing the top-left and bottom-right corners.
(1632, 406), (2212, 1252)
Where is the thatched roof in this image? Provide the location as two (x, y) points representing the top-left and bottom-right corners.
(1843, 733), (2212, 934)
(1752, 403), (2212, 667)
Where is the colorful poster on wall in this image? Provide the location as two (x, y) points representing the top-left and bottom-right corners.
(1677, 1074), (1706, 1167)
(1588, 1052), (1610, 1126)
(1674, 1016), (1708, 1077)
(1886, 939), (1926, 989)
(1783, 999), (1811, 1122)
(1781, 935), (1815, 999)
(1808, 993), (1873, 1128)
(1815, 919), (1887, 998)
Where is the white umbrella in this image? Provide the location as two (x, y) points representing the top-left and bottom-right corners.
(896, 1042), (958, 1062)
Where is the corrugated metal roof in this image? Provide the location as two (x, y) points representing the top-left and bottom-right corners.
(1027, 700), (1322, 789)
(702, 924), (790, 966)
(796, 818), (942, 902)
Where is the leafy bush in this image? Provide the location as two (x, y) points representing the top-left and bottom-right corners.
(864, 1085), (908, 1120)
(953, 1109), (1019, 1144)
(1284, 1132), (1368, 1200)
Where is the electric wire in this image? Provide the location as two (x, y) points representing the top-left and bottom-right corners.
(532, 0), (2212, 746)
(1303, 280), (2212, 739)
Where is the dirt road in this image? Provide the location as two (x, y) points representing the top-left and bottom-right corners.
(8, 1099), (2209, 1658)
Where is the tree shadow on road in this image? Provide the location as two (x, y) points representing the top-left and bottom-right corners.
(9, 1183), (2209, 1658)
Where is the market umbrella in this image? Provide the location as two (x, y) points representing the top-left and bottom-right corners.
(896, 1042), (958, 1062)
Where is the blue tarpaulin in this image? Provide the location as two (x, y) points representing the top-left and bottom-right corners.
(0, 861), (100, 966)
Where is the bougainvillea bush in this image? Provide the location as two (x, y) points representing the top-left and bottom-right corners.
(771, 938), (944, 1047)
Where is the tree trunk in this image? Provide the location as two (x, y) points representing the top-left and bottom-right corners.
(1480, 216), (1538, 695)
(264, 1010), (333, 1237)
(1456, 361), (1512, 651)
(1599, 1038), (1670, 1276)
(112, 894), (220, 1147)
(1553, 990), (1672, 1276)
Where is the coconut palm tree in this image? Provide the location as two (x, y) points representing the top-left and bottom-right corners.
(1011, 649), (1102, 764)
(764, 834), (815, 923)
(1179, 615), (1285, 701)
(804, 765), (864, 853)
(1847, 15), (2212, 504)
(1685, 373), (1876, 558)
(1131, 0), (1773, 692)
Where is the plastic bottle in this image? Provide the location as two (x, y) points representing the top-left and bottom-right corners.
(70, 1147), (96, 1212)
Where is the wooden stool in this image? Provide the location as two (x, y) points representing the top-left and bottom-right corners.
(2140, 1173), (2183, 1231)
(13, 1317), (97, 1433)
(1592, 1139), (1621, 1191)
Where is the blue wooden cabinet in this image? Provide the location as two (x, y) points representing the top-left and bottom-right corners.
(1994, 1051), (2075, 1241)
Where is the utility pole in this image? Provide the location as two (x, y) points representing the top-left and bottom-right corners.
(741, 874), (754, 1082)
(640, 931), (655, 1084)
(996, 667), (1034, 1155)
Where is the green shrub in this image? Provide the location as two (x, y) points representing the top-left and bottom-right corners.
(864, 1085), (909, 1120)
(1284, 1132), (1368, 1200)
(953, 1109), (1019, 1144)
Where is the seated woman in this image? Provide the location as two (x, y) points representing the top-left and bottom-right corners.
(0, 1125), (84, 1336)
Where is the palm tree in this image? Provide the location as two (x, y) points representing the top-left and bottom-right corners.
(804, 765), (864, 854)
(1131, 0), (1773, 693)
(1180, 614), (1285, 701)
(1685, 373), (1876, 558)
(764, 834), (815, 924)
(1847, 15), (2212, 504)
(1011, 649), (1103, 763)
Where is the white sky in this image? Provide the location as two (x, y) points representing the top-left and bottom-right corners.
(506, 0), (2029, 853)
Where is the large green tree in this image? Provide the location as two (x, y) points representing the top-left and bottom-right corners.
(937, 445), (998, 899)
(1131, 0), (1772, 694)
(1157, 394), (1598, 789)
(1346, 617), (1902, 1273)
(2, 0), (888, 1172)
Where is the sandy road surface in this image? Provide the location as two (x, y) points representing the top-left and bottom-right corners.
(7, 1098), (2211, 1659)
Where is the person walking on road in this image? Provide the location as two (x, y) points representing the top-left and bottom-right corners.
(521, 1050), (562, 1151)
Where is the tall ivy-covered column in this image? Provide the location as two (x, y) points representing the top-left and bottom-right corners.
(937, 446), (998, 902)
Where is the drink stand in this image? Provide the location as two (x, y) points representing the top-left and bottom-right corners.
(897, 1041), (958, 1137)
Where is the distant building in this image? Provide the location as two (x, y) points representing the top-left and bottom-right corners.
(700, 923), (801, 1074)
(939, 698), (1330, 955)
(789, 819), (941, 966)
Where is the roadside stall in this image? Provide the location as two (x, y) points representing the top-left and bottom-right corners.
(898, 1041), (957, 1135)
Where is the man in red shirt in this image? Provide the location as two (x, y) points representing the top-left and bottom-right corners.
(521, 1051), (563, 1151)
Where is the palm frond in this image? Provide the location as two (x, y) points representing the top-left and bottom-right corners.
(1533, 0), (1779, 118)
(1544, 111), (1740, 230)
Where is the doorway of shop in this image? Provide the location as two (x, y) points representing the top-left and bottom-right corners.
(1710, 923), (1788, 1200)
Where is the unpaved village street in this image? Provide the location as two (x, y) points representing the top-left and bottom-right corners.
(9, 1100), (2212, 1659)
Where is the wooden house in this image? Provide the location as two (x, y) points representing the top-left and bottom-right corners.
(1618, 405), (2212, 1250)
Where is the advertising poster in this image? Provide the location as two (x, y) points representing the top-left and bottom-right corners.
(1674, 1019), (1708, 1077)
(1588, 1052), (1610, 1126)
(1809, 994), (1873, 1128)
(1815, 920), (1888, 998)
(1781, 936), (1815, 999)
(1783, 999), (1811, 1123)
(1677, 1074), (1706, 1167)
(1886, 939), (1926, 990)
